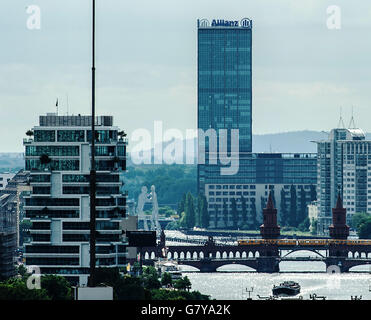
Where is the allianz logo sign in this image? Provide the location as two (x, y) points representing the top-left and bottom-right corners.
(198, 18), (252, 28)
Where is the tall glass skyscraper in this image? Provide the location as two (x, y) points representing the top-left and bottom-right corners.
(196, 19), (318, 229)
(197, 18), (252, 194)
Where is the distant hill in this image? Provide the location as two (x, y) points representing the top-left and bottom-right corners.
(4, 130), (371, 171)
(252, 130), (328, 153)
(127, 130), (346, 166)
(0, 153), (24, 172)
(253, 131), (371, 153)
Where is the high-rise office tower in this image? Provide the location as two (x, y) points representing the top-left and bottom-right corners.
(196, 19), (318, 229)
(23, 113), (127, 285)
(197, 17), (253, 195)
(316, 127), (371, 235)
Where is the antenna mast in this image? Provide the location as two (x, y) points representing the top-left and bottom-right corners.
(88, 0), (97, 287)
(337, 106), (345, 128)
(349, 106), (356, 129)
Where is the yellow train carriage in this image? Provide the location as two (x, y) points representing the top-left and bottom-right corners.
(237, 238), (371, 246)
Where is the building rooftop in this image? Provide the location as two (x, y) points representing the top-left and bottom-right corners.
(39, 114), (113, 127)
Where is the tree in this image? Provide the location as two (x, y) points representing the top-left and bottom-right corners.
(25, 130), (34, 137)
(250, 198), (257, 229)
(240, 196), (247, 226)
(214, 206), (219, 229)
(174, 276), (192, 291)
(289, 185), (297, 227)
(196, 194), (202, 228)
(280, 188), (288, 226)
(184, 192), (196, 229)
(298, 186), (307, 226)
(177, 193), (187, 215)
(117, 130), (127, 139)
(141, 266), (161, 290)
(310, 184), (317, 202)
(41, 275), (72, 300)
(310, 218), (318, 235)
(0, 278), (50, 300)
(358, 218), (371, 239)
(161, 272), (173, 287)
(231, 198), (238, 229)
(350, 212), (370, 231)
(298, 217), (310, 232)
(222, 200), (229, 229)
(199, 194), (209, 229)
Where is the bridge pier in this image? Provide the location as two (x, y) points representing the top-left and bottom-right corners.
(325, 257), (349, 273)
(256, 257), (280, 273)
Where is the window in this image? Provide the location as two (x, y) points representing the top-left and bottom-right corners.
(57, 130), (85, 142)
(34, 130), (55, 142)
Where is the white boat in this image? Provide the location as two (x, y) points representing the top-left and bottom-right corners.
(155, 261), (182, 280)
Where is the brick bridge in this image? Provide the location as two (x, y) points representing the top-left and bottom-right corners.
(140, 235), (371, 273)
(139, 193), (371, 273)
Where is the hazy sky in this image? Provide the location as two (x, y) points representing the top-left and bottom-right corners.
(1, 0), (371, 152)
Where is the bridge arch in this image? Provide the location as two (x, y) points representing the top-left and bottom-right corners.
(216, 264), (257, 272)
(349, 263), (371, 272)
(281, 248), (326, 259)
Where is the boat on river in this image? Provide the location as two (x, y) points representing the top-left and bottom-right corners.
(155, 261), (182, 280)
(272, 281), (301, 297)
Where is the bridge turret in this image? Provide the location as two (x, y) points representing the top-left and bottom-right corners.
(329, 193), (349, 240)
(260, 192), (280, 239)
(159, 229), (166, 247)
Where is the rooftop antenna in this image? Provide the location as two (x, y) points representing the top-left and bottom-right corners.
(56, 98), (59, 115)
(337, 106), (345, 128)
(66, 94), (69, 116)
(348, 106), (356, 129)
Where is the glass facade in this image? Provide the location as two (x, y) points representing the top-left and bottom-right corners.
(316, 128), (371, 235)
(197, 20), (252, 194)
(23, 114), (128, 285)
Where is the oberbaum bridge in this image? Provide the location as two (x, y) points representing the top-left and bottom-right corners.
(140, 193), (371, 273)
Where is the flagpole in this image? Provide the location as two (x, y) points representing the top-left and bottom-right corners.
(88, 0), (97, 287)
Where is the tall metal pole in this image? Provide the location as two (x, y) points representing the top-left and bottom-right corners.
(88, 0), (97, 287)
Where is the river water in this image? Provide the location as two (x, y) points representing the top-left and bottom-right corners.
(164, 231), (371, 300)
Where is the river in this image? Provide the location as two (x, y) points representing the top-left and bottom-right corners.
(164, 231), (371, 300)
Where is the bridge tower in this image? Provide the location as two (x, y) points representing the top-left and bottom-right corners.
(258, 192), (280, 272)
(260, 192), (281, 239)
(329, 193), (349, 240)
(326, 193), (350, 270)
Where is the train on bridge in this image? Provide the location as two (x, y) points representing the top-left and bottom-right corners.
(237, 239), (371, 246)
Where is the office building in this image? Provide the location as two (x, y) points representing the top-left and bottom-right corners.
(0, 173), (16, 190)
(0, 193), (17, 280)
(196, 19), (317, 227)
(197, 18), (253, 194)
(204, 152), (317, 227)
(316, 127), (371, 235)
(23, 113), (127, 285)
